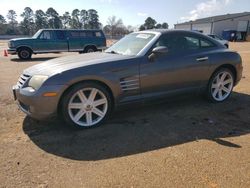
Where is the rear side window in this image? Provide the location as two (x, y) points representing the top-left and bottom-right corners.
(95, 31), (103, 37)
(70, 31), (80, 38)
(185, 37), (200, 50)
(70, 31), (94, 38)
(55, 31), (65, 40)
(200, 39), (215, 48)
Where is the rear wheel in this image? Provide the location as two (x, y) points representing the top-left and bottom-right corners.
(207, 68), (234, 102)
(18, 48), (32, 60)
(61, 82), (112, 129)
(84, 46), (97, 53)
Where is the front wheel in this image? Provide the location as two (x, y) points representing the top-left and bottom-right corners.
(61, 82), (112, 129)
(18, 48), (32, 60)
(207, 68), (235, 102)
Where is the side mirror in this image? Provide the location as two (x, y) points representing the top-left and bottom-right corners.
(152, 46), (168, 54)
(148, 46), (168, 62)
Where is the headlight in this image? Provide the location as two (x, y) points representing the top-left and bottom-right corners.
(28, 75), (48, 90)
(9, 41), (14, 48)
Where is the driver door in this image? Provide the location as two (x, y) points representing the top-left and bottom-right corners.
(33, 30), (55, 52)
(139, 33), (213, 98)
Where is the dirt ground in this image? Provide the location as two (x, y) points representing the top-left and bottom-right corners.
(0, 40), (249, 188)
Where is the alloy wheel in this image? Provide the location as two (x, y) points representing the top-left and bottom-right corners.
(211, 71), (234, 101)
(68, 87), (108, 127)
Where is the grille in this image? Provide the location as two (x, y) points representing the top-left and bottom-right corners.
(17, 74), (30, 88)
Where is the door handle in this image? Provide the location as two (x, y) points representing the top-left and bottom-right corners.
(196, 57), (209, 62)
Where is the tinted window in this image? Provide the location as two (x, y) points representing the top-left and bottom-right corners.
(95, 31), (102, 37)
(185, 37), (200, 50)
(70, 31), (80, 38)
(155, 33), (215, 53)
(200, 39), (215, 48)
(70, 31), (94, 38)
(55, 30), (65, 40)
(39, 31), (53, 40)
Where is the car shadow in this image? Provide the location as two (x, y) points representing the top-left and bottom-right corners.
(11, 57), (57, 62)
(22, 92), (250, 161)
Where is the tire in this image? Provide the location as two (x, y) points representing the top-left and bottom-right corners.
(84, 46), (96, 53)
(61, 82), (112, 129)
(18, 48), (32, 60)
(207, 68), (235, 103)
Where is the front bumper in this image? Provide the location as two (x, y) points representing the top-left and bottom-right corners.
(7, 48), (17, 55)
(13, 84), (65, 120)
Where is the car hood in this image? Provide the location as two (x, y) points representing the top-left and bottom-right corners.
(24, 52), (134, 76)
(10, 37), (33, 42)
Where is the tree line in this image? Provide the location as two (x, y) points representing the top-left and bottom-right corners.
(0, 7), (169, 36)
(0, 7), (102, 35)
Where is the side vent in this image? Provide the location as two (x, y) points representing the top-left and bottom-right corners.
(120, 78), (139, 91)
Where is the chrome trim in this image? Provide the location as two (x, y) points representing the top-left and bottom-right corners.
(120, 78), (140, 91)
(121, 83), (139, 87)
(120, 79), (139, 84)
(122, 87), (140, 91)
(196, 57), (209, 62)
(17, 74), (31, 88)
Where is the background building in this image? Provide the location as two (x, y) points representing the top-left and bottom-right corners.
(175, 12), (250, 41)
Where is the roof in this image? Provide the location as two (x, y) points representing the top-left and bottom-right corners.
(176, 12), (250, 26)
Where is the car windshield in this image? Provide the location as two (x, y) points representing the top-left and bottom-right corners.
(105, 33), (155, 56)
(32, 30), (42, 38)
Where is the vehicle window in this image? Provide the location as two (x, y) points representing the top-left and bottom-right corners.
(155, 34), (215, 53)
(70, 31), (94, 38)
(95, 31), (102, 37)
(155, 35), (199, 52)
(185, 37), (200, 50)
(85, 31), (94, 37)
(39, 31), (53, 40)
(70, 31), (80, 38)
(55, 31), (65, 40)
(106, 33), (155, 56)
(79, 32), (86, 37)
(200, 39), (215, 48)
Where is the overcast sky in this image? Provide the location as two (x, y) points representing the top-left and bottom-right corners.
(0, 0), (249, 28)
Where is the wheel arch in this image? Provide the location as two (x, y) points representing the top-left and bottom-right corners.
(83, 44), (97, 51)
(211, 64), (237, 85)
(57, 79), (115, 114)
(16, 45), (33, 53)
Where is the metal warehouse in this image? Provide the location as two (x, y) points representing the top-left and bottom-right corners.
(175, 12), (250, 41)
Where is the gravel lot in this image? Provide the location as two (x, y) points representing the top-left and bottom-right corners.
(0, 40), (249, 188)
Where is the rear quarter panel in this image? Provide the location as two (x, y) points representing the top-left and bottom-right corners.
(208, 49), (242, 83)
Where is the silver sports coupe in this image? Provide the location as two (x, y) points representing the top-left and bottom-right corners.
(13, 30), (243, 128)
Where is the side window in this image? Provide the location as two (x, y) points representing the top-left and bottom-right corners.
(155, 35), (200, 52)
(185, 37), (200, 50)
(200, 39), (215, 48)
(70, 31), (80, 38)
(79, 32), (86, 37)
(95, 31), (102, 37)
(55, 31), (65, 40)
(85, 31), (94, 37)
(154, 34), (216, 53)
(39, 31), (53, 40)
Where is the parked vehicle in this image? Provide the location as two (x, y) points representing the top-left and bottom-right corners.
(208, 34), (229, 48)
(7, 29), (106, 60)
(13, 30), (243, 128)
